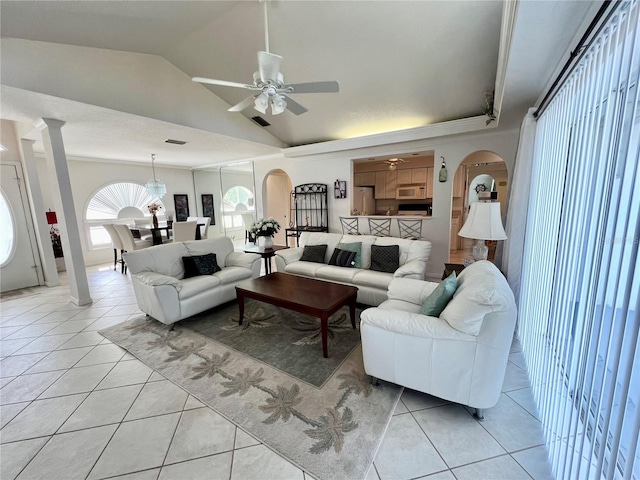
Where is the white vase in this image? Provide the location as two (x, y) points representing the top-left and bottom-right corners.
(262, 236), (274, 249)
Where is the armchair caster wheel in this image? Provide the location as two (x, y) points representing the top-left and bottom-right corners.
(474, 408), (485, 421)
(370, 376), (380, 387)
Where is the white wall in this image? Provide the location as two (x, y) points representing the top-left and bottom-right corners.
(253, 128), (519, 280)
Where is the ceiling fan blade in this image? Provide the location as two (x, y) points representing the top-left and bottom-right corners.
(192, 77), (256, 89)
(228, 95), (257, 112)
(284, 81), (340, 94)
(258, 51), (283, 83)
(282, 95), (308, 115)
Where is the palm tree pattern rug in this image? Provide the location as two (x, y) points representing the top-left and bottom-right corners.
(100, 300), (402, 480)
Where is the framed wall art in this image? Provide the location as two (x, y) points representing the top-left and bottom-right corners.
(334, 180), (347, 199)
(201, 194), (215, 225)
(173, 194), (189, 222)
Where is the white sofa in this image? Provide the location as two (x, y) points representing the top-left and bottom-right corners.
(274, 232), (432, 306)
(360, 261), (517, 417)
(123, 237), (261, 325)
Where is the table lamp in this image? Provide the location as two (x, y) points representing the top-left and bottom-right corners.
(458, 202), (507, 261)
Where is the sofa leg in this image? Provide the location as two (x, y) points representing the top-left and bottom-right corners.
(370, 376), (380, 386)
(168, 324), (175, 332)
(474, 408), (485, 421)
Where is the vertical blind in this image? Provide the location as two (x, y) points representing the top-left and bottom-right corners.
(519, 1), (639, 479)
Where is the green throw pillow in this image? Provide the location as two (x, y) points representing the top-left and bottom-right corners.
(419, 272), (458, 316)
(338, 242), (362, 268)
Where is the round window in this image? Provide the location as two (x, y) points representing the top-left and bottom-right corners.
(0, 190), (16, 266)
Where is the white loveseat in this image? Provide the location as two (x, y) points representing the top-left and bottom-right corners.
(360, 261), (517, 416)
(123, 237), (261, 325)
(274, 232), (432, 306)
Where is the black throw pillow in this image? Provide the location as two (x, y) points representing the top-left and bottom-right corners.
(300, 244), (328, 263)
(329, 248), (357, 267)
(182, 253), (221, 278)
(370, 245), (400, 273)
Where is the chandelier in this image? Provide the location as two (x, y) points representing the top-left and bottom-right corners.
(145, 154), (166, 198)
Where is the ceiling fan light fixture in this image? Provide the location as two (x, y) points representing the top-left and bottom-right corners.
(271, 94), (287, 115)
(254, 92), (269, 114)
(388, 164), (397, 171)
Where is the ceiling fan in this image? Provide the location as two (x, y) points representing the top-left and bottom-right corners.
(192, 1), (339, 116)
(384, 158), (408, 171)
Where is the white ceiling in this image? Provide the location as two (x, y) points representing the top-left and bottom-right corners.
(0, 0), (597, 169)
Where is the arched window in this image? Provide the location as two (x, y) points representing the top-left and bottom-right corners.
(222, 186), (255, 229)
(85, 182), (164, 247)
(0, 190), (15, 265)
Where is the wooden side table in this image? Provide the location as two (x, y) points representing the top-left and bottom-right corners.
(243, 244), (289, 274)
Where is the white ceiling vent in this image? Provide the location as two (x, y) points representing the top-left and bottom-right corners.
(164, 139), (187, 145)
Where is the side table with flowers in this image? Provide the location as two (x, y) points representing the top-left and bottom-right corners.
(249, 217), (281, 249)
(148, 203), (162, 228)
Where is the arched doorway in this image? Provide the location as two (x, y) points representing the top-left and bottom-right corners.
(262, 169), (293, 247)
(450, 151), (508, 261)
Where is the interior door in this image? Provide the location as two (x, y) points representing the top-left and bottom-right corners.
(0, 163), (40, 292)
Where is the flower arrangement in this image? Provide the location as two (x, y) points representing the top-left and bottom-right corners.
(481, 90), (496, 125)
(148, 203), (162, 215)
(250, 217), (281, 237)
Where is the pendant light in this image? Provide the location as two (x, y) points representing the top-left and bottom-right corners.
(145, 154), (166, 198)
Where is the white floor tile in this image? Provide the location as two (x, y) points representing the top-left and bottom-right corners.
(164, 407), (236, 464)
(57, 331), (106, 350)
(0, 370), (65, 404)
(506, 387), (541, 420)
(44, 319), (98, 336)
(34, 310), (82, 324)
(59, 384), (143, 433)
(1, 338), (37, 357)
(0, 353), (48, 377)
(0, 326), (25, 339)
(230, 444), (304, 480)
(88, 412), (181, 479)
(512, 445), (555, 480)
(108, 304), (141, 316)
(0, 377), (15, 387)
(96, 359), (153, 390)
(13, 334), (76, 355)
(451, 454), (531, 480)
(4, 322), (62, 340)
(502, 362), (531, 392)
(38, 363), (115, 399)
(1, 315), (43, 327)
(109, 469), (161, 480)
(374, 413), (447, 479)
(413, 404), (506, 468)
(83, 315), (129, 332)
(159, 452), (232, 480)
(25, 347), (94, 374)
(147, 371), (165, 382)
(393, 399), (409, 415)
(74, 344), (126, 367)
(0, 393), (87, 443)
(234, 428), (261, 449)
(416, 471), (456, 479)
(0, 437), (50, 480)
(124, 380), (188, 421)
(0, 401), (29, 428)
(401, 388), (450, 411)
(183, 395), (204, 410)
(16, 424), (118, 480)
(70, 307), (115, 321)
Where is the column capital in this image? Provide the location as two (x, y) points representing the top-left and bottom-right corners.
(35, 118), (66, 130)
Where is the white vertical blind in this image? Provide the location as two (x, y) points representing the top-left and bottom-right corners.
(519, 1), (640, 479)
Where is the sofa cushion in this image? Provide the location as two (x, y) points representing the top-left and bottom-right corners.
(213, 266), (253, 285)
(340, 235), (376, 269)
(440, 260), (515, 336)
(300, 244), (327, 263)
(299, 232), (342, 262)
(370, 245), (400, 273)
(419, 272), (457, 316)
(373, 236), (432, 266)
(378, 298), (422, 314)
(329, 248), (357, 267)
(337, 242), (362, 268)
(353, 269), (394, 289)
(178, 275), (222, 300)
(123, 242), (189, 277)
(316, 265), (362, 283)
(183, 254), (221, 278)
(285, 261), (324, 277)
(184, 237), (234, 268)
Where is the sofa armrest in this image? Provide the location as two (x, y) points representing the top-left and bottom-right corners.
(225, 252), (261, 270)
(387, 277), (439, 304)
(361, 308), (472, 340)
(394, 259), (427, 280)
(275, 247), (303, 265)
(133, 272), (182, 292)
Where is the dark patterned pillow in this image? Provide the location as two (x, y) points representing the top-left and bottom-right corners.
(329, 248), (357, 267)
(300, 244), (327, 263)
(183, 253), (221, 278)
(370, 245), (400, 273)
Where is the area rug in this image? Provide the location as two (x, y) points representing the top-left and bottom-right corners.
(100, 301), (402, 480)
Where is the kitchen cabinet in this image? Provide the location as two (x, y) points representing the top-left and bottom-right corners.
(374, 171), (386, 199)
(355, 172), (376, 186)
(450, 215), (460, 252)
(453, 167), (465, 197)
(396, 169), (412, 184)
(396, 168), (427, 185)
(385, 171), (397, 198)
(411, 168), (428, 184)
(426, 167), (434, 198)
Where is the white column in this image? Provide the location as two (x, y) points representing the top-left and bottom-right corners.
(20, 139), (60, 287)
(36, 118), (92, 306)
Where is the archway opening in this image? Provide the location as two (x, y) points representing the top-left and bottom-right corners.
(262, 169), (293, 247)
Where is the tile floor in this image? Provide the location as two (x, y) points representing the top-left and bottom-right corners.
(0, 265), (555, 480)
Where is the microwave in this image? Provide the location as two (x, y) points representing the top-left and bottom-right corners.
(396, 184), (427, 199)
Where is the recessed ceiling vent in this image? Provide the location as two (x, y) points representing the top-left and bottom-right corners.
(251, 116), (271, 127)
(164, 139), (187, 145)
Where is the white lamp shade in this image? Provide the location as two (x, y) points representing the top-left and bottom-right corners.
(458, 202), (507, 240)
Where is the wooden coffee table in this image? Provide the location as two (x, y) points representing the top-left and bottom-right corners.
(235, 272), (358, 358)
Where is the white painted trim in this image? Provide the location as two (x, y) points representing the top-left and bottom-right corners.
(283, 116), (495, 158)
(493, 0), (520, 124)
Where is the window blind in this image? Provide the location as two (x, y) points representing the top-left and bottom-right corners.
(518, 1), (639, 479)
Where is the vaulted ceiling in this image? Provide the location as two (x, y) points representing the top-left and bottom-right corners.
(0, 0), (597, 168)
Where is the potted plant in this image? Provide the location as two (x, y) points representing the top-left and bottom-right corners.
(250, 217), (281, 249)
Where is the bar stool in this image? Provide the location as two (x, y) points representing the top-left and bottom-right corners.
(340, 217), (360, 235)
(397, 218), (424, 239)
(368, 218), (392, 237)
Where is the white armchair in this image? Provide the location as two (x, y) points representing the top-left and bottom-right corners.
(360, 261), (517, 418)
